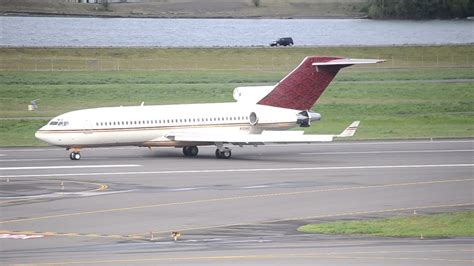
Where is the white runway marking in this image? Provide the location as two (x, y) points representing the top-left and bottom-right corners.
(0, 159), (66, 162)
(0, 148), (63, 152)
(1, 163), (472, 178)
(300, 149), (473, 155)
(167, 187), (200, 192)
(0, 233), (44, 240)
(244, 185), (270, 189)
(0, 164), (141, 171)
(267, 139), (474, 147)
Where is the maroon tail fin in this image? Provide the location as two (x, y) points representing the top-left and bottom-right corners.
(257, 56), (349, 110)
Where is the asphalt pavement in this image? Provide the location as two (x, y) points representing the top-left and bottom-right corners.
(0, 139), (473, 265)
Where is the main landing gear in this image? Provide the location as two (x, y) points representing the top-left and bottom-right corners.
(68, 148), (81, 160)
(182, 146), (232, 159)
(215, 148), (231, 159)
(182, 146), (199, 157)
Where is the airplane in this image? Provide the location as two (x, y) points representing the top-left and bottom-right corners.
(35, 56), (383, 160)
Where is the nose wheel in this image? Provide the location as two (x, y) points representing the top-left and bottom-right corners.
(69, 152), (81, 160)
(215, 148), (231, 159)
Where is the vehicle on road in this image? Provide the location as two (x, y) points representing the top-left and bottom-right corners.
(36, 56), (383, 160)
(270, 37), (294, 47)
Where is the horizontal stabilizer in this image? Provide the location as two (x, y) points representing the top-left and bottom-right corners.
(313, 59), (384, 66)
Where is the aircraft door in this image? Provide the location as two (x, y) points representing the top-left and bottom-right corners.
(83, 119), (93, 135)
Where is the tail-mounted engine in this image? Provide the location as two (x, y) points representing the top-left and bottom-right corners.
(249, 112), (259, 125)
(296, 111), (321, 127)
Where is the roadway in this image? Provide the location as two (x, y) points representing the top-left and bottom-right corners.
(0, 139), (473, 265)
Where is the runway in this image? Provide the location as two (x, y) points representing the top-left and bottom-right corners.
(1, 139), (473, 265)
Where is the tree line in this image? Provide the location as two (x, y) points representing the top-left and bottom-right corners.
(366, 0), (474, 19)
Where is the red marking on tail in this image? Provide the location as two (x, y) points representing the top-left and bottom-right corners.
(257, 56), (349, 110)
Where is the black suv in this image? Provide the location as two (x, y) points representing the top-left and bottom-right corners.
(270, 37), (294, 47)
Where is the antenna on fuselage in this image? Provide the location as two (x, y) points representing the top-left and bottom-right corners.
(140, 102), (145, 106)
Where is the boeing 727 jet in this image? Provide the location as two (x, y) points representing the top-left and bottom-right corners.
(35, 56), (383, 160)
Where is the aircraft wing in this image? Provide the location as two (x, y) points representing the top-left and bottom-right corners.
(165, 121), (360, 145)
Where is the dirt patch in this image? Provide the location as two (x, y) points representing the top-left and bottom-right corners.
(0, 0), (368, 18)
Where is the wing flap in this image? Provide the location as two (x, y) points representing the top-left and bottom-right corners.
(163, 121), (359, 145)
(166, 130), (333, 144)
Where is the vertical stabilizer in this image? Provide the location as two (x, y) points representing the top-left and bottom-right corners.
(257, 56), (383, 110)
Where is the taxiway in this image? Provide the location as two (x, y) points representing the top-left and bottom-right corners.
(0, 139), (473, 265)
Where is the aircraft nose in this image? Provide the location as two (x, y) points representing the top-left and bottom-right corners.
(35, 129), (50, 143)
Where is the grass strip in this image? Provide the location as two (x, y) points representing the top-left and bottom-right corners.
(0, 45), (473, 146)
(298, 211), (474, 238)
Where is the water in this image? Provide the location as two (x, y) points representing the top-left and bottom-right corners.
(1, 16), (473, 47)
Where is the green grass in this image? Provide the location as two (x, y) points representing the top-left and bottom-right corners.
(0, 46), (473, 146)
(298, 211), (474, 238)
(2, 45), (473, 71)
(0, 119), (48, 146)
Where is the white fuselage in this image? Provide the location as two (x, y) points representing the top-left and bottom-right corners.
(35, 102), (301, 148)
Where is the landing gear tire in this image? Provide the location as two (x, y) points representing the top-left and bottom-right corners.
(215, 149), (231, 159)
(70, 152), (81, 160)
(183, 146), (198, 157)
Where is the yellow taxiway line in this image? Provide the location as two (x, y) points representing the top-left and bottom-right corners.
(1, 178), (472, 225)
